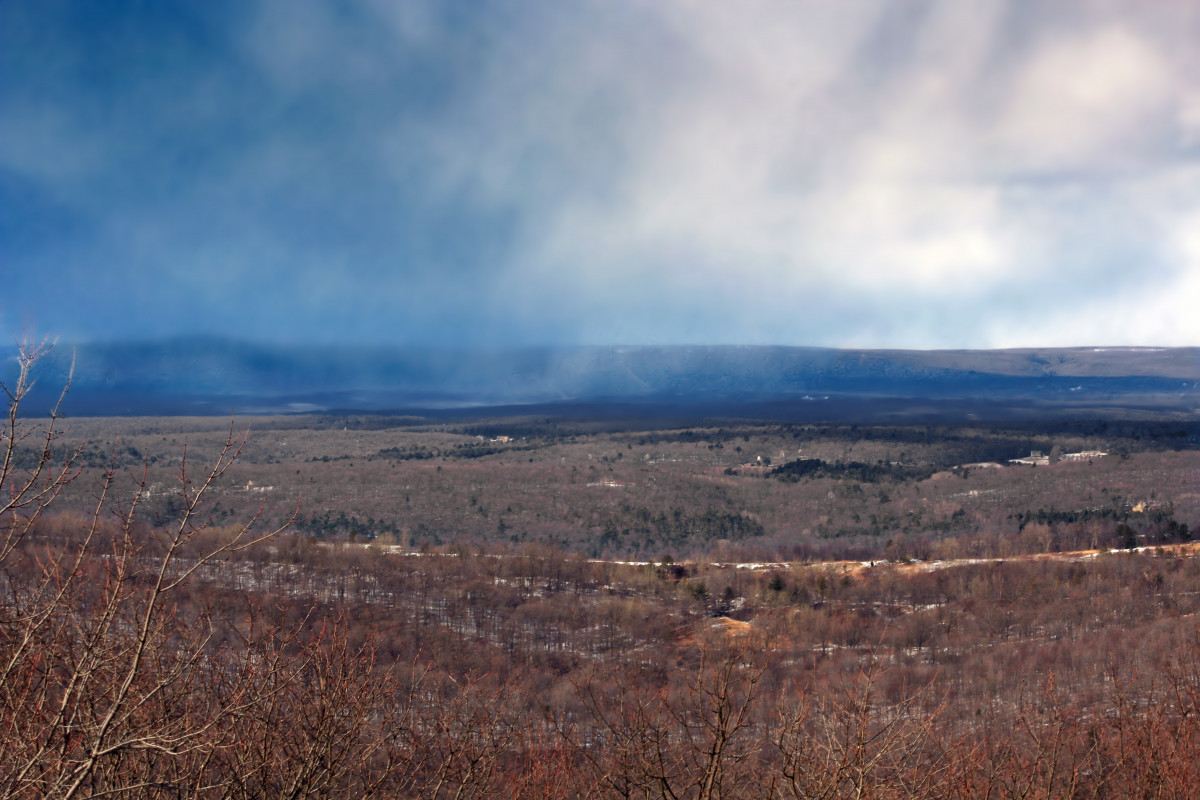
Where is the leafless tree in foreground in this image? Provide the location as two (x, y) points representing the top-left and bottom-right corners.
(0, 339), (299, 798)
(0, 340), (545, 799)
(568, 635), (768, 800)
(774, 657), (957, 800)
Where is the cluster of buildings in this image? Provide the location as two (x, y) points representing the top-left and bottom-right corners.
(1008, 450), (1107, 466)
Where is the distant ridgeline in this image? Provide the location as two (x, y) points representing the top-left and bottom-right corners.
(11, 338), (1200, 420)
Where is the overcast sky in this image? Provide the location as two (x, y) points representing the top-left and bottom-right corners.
(2, 1), (1198, 349)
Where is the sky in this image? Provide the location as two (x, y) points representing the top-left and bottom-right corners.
(2, 0), (1198, 350)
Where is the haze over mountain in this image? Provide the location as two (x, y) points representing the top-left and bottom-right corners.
(13, 339), (1197, 419)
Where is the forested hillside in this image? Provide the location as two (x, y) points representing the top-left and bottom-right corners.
(4, 343), (1200, 797)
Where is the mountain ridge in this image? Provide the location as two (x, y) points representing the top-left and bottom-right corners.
(9, 339), (1198, 418)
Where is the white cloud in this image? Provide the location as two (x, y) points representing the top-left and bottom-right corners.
(1142, 205), (1200, 344)
(990, 26), (1175, 174)
(477, 1), (1200, 346)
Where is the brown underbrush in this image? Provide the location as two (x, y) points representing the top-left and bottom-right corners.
(5, 342), (1200, 797)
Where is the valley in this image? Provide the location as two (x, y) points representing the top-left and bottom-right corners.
(6, 382), (1200, 797)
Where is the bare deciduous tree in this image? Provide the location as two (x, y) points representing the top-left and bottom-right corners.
(0, 340), (297, 798)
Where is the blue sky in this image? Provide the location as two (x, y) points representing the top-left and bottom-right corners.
(2, 1), (1198, 349)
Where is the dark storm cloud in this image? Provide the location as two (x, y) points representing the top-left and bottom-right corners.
(1, 1), (1197, 348)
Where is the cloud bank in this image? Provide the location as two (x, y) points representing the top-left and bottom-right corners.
(2, 1), (1197, 348)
